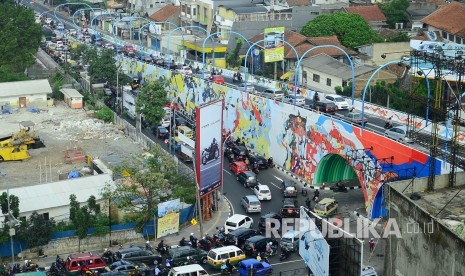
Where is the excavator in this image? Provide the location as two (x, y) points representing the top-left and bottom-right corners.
(0, 121), (44, 162)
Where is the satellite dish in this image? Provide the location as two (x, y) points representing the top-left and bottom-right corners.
(253, 49), (260, 56)
(427, 31), (437, 41)
(149, 25), (156, 34)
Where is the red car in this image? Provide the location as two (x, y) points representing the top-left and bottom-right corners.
(229, 161), (248, 175)
(211, 75), (225, 84)
(123, 45), (135, 52)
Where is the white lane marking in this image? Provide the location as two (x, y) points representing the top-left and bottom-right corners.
(269, 181), (281, 189)
(274, 175), (283, 182)
(223, 169), (232, 175)
(271, 259), (305, 266)
(223, 195), (235, 216)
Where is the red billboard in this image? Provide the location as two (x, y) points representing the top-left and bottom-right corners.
(195, 100), (224, 197)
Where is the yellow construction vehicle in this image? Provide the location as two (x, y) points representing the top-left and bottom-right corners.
(0, 145), (31, 162)
(0, 121), (45, 149)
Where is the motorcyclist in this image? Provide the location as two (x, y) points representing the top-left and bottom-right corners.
(225, 259), (233, 273)
(179, 237), (188, 247)
(157, 240), (167, 254)
(313, 189), (320, 201)
(282, 247), (291, 259)
(190, 233), (198, 248)
(384, 116), (393, 129)
(313, 92), (320, 102)
(146, 241), (154, 251)
(267, 156), (273, 168)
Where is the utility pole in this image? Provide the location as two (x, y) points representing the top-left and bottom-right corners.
(192, 152), (203, 237)
(8, 189), (15, 263)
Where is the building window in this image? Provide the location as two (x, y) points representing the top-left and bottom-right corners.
(449, 33), (455, 42)
(204, 7), (207, 18)
(43, 212), (49, 220)
(193, 8), (196, 16)
(342, 81), (348, 87)
(150, 4), (153, 8)
(442, 31), (447, 38)
(326, 78), (331, 86)
(313, 74), (320, 83)
(456, 36), (461, 44)
(302, 71), (307, 84)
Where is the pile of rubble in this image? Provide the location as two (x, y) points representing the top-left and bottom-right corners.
(42, 117), (126, 141)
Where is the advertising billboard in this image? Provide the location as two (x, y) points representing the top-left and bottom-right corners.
(264, 27), (285, 63)
(299, 206), (330, 276)
(157, 198), (181, 238)
(195, 100), (224, 197)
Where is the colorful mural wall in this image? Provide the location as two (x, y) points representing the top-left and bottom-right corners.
(120, 58), (446, 219)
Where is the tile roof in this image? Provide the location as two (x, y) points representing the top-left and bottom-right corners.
(300, 53), (376, 79)
(287, 0), (310, 6)
(345, 5), (387, 22)
(149, 4), (181, 22)
(249, 30), (355, 59)
(421, 2), (465, 38)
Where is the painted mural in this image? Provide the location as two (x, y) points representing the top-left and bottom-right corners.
(120, 57), (445, 219)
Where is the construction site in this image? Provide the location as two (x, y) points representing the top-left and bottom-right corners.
(0, 101), (144, 188)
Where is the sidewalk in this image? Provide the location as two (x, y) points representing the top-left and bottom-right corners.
(31, 196), (230, 268)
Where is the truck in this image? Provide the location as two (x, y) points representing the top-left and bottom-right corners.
(176, 126), (194, 162)
(122, 85), (137, 119)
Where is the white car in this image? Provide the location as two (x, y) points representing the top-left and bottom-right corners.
(236, 83), (255, 93)
(161, 117), (170, 128)
(325, 94), (349, 110)
(384, 126), (413, 143)
(362, 266), (378, 276)
(284, 94), (306, 106)
(224, 214), (253, 234)
(45, 17), (53, 24)
(253, 184), (271, 201)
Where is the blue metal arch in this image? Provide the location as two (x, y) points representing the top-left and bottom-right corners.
(138, 22), (180, 61)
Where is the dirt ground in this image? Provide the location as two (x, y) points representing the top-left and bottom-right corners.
(0, 102), (144, 188)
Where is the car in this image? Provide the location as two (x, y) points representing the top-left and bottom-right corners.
(281, 181), (297, 198)
(166, 246), (208, 266)
(362, 266), (379, 276)
(118, 248), (162, 266)
(123, 45), (135, 52)
(237, 171), (258, 188)
(325, 94), (350, 110)
(211, 75), (225, 84)
(67, 28), (77, 36)
(230, 161), (249, 175)
(156, 126), (169, 139)
(127, 51), (136, 58)
(224, 228), (259, 247)
(178, 66), (192, 75)
(344, 112), (368, 125)
(313, 198), (338, 218)
(109, 260), (149, 275)
(280, 198), (300, 218)
(247, 154), (268, 169)
(231, 143), (248, 158)
(284, 94), (306, 106)
(261, 88), (284, 100)
(160, 117), (170, 128)
(104, 43), (114, 49)
(45, 17), (53, 24)
(384, 126), (413, 143)
(258, 212), (282, 233)
(313, 100), (337, 114)
(173, 117), (187, 127)
(243, 236), (277, 256)
(224, 214), (254, 233)
(253, 184), (271, 201)
(241, 195), (261, 213)
(237, 259), (272, 276)
(236, 83), (255, 93)
(56, 23), (64, 30)
(104, 88), (113, 96)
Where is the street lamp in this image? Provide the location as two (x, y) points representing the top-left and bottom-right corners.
(201, 31), (251, 80)
(221, 132), (232, 198)
(116, 65), (128, 115)
(169, 98), (177, 155)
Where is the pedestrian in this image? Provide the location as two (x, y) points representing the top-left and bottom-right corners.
(369, 238), (375, 253)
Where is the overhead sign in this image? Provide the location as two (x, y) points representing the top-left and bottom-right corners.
(264, 27), (285, 63)
(299, 207), (330, 276)
(157, 198), (181, 238)
(195, 100), (224, 198)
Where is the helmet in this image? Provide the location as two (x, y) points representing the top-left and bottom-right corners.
(370, 238), (374, 241)
(104, 248), (107, 252)
(146, 241), (150, 244)
(190, 233), (194, 236)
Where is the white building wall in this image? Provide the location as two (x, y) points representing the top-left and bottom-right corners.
(301, 67), (343, 94)
(0, 93), (48, 107)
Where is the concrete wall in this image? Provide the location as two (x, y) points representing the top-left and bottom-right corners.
(384, 184), (465, 276)
(301, 65), (345, 93)
(357, 42), (410, 67)
(0, 94), (48, 107)
(388, 170), (465, 195)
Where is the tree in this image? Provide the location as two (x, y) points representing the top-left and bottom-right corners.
(88, 48), (118, 85)
(17, 212), (55, 249)
(75, 206), (91, 252)
(300, 13), (382, 49)
(226, 38), (243, 69)
(0, 192), (20, 243)
(385, 32), (410, 42)
(87, 195), (101, 215)
(0, 2), (42, 76)
(69, 194), (80, 223)
(135, 80), (168, 126)
(379, 0), (409, 29)
(102, 144), (180, 229)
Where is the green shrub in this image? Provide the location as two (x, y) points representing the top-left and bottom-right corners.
(94, 106), (114, 122)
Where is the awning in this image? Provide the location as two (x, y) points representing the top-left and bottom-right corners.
(280, 71), (294, 80)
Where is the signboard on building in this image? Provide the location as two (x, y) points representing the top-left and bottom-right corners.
(264, 27), (285, 63)
(195, 100), (224, 198)
(157, 198), (181, 238)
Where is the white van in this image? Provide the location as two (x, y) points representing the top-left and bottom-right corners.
(224, 214), (253, 233)
(168, 264), (209, 276)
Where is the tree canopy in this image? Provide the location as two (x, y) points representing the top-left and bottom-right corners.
(0, 1), (41, 78)
(300, 12), (382, 49)
(88, 48), (118, 85)
(135, 80), (169, 126)
(17, 212), (55, 249)
(379, 0), (409, 29)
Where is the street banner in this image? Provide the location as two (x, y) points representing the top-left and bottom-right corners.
(264, 27), (285, 63)
(195, 100), (224, 197)
(157, 198), (181, 238)
(299, 207), (330, 276)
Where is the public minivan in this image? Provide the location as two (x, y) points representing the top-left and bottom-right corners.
(207, 246), (246, 269)
(224, 214), (253, 233)
(280, 230), (300, 251)
(168, 264), (209, 276)
(177, 126), (193, 139)
(313, 198), (339, 218)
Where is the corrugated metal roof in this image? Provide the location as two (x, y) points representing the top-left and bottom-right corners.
(300, 53), (376, 80)
(0, 174), (114, 213)
(0, 79), (52, 97)
(61, 88), (83, 98)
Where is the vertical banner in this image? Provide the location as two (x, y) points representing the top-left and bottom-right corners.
(196, 100), (224, 198)
(157, 198), (181, 238)
(264, 27), (285, 63)
(299, 207), (330, 276)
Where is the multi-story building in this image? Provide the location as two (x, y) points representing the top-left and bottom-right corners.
(421, 1), (465, 45)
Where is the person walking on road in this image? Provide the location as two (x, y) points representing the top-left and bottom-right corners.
(369, 238), (375, 253)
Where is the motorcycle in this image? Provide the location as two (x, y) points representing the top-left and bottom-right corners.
(179, 238), (190, 247)
(197, 238), (212, 251)
(102, 250), (118, 264)
(267, 158), (274, 168)
(280, 251), (291, 261)
(202, 140), (220, 165)
(384, 122), (393, 129)
(333, 185), (348, 193)
(221, 264), (236, 275)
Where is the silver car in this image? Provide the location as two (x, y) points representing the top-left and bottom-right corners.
(237, 83), (255, 93)
(241, 195), (262, 213)
(384, 126), (412, 143)
(284, 94), (306, 106)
